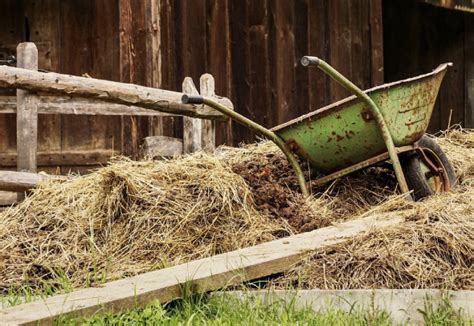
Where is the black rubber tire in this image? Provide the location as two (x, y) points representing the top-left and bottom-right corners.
(401, 135), (457, 201)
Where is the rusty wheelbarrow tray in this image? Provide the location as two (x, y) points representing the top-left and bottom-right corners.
(182, 57), (455, 201)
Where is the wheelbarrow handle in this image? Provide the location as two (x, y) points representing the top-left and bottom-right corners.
(182, 94), (204, 105)
(301, 56), (320, 67)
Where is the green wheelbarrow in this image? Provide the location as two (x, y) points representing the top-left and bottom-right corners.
(182, 56), (456, 201)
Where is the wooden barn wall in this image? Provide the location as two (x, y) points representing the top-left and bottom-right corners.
(383, 0), (474, 131)
(159, 0), (384, 144)
(0, 0), (384, 172)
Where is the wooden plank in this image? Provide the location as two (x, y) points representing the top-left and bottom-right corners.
(16, 43), (38, 175)
(206, 0), (233, 145)
(248, 0), (272, 129)
(200, 74), (216, 151)
(182, 77), (202, 153)
(438, 8), (465, 129)
(328, 0), (352, 102)
(308, 0), (330, 110)
(0, 65), (230, 120)
(0, 170), (60, 192)
(23, 0), (62, 162)
(0, 96), (177, 116)
(228, 0), (252, 143)
(293, 0), (309, 118)
(270, 0), (297, 123)
(369, 0), (384, 86)
(0, 150), (115, 167)
(145, 0), (164, 136)
(0, 212), (406, 325)
(465, 13), (474, 128)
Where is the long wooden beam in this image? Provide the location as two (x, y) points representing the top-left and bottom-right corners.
(0, 66), (232, 120)
(0, 171), (61, 192)
(0, 212), (406, 325)
(0, 96), (176, 116)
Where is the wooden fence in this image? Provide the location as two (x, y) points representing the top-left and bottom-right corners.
(0, 42), (233, 202)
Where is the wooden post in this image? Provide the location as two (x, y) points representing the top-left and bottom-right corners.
(200, 74), (216, 151)
(182, 77), (202, 153)
(16, 42), (38, 200)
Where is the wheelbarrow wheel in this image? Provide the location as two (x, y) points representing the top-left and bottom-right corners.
(401, 135), (457, 200)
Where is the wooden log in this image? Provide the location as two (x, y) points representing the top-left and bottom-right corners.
(0, 212), (406, 325)
(182, 77), (202, 153)
(0, 170), (59, 192)
(0, 96), (176, 116)
(0, 150), (116, 167)
(0, 65), (232, 121)
(141, 136), (183, 158)
(200, 74), (216, 152)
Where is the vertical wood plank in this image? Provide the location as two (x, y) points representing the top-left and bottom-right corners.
(248, 0), (272, 128)
(294, 0), (309, 117)
(369, 0), (384, 86)
(465, 13), (474, 128)
(146, 0), (164, 136)
(328, 0), (352, 102)
(228, 0), (252, 143)
(119, 0), (140, 159)
(24, 0), (62, 175)
(16, 42), (38, 174)
(308, 0), (330, 110)
(270, 0), (296, 124)
(207, 0), (232, 145)
(182, 78), (202, 153)
(159, 0), (179, 138)
(200, 74), (216, 151)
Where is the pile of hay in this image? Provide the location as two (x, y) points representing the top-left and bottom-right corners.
(0, 129), (472, 293)
(0, 155), (298, 292)
(274, 129), (474, 290)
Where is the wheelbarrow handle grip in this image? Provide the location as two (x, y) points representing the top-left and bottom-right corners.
(301, 56), (320, 67)
(181, 94), (204, 105)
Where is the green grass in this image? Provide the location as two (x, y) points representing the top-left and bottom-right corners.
(57, 292), (392, 326)
(54, 290), (472, 326)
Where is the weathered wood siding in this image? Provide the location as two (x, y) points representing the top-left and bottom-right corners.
(0, 0), (384, 170)
(383, 0), (474, 131)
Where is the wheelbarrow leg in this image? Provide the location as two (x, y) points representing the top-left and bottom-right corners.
(302, 56), (413, 200)
(182, 94), (310, 197)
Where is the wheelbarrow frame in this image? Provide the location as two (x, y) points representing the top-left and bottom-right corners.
(182, 57), (451, 200)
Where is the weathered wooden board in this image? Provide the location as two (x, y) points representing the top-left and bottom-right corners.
(0, 212), (405, 325)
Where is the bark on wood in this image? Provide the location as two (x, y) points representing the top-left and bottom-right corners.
(0, 212), (406, 325)
(182, 77), (202, 153)
(0, 65), (231, 120)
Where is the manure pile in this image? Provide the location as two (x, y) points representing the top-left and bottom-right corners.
(0, 130), (472, 293)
